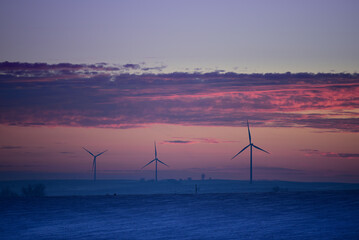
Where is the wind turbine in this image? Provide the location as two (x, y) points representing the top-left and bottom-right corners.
(82, 147), (107, 182)
(231, 120), (269, 184)
(142, 141), (169, 182)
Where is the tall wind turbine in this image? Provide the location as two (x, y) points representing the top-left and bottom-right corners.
(83, 147), (107, 182)
(142, 141), (169, 182)
(231, 120), (269, 184)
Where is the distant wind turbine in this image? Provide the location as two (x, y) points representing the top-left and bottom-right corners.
(231, 120), (269, 184)
(83, 147), (107, 182)
(142, 141), (169, 182)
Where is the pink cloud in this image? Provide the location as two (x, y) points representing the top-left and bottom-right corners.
(1, 63), (358, 132)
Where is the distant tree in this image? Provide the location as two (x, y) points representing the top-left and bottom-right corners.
(0, 187), (19, 197)
(201, 173), (205, 181)
(272, 186), (280, 193)
(167, 179), (177, 183)
(22, 184), (45, 197)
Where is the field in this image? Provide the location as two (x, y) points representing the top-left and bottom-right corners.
(1, 180), (359, 239)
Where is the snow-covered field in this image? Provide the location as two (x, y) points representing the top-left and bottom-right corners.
(1, 189), (359, 239)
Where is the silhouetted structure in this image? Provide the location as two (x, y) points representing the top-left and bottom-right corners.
(1, 187), (18, 197)
(201, 173), (205, 181)
(83, 147), (107, 181)
(231, 120), (270, 184)
(141, 141), (169, 182)
(22, 184), (45, 197)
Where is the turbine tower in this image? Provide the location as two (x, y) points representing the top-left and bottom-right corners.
(83, 147), (107, 182)
(142, 141), (169, 181)
(231, 120), (269, 184)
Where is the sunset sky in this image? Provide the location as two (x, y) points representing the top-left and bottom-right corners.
(0, 0), (358, 182)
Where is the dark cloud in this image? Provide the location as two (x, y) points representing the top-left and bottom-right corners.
(0, 164), (13, 168)
(299, 149), (319, 153)
(0, 62), (358, 132)
(162, 138), (228, 144)
(325, 153), (359, 158)
(0, 61), (84, 70)
(0, 145), (23, 150)
(254, 167), (305, 174)
(199, 138), (218, 144)
(123, 64), (141, 70)
(141, 64), (167, 72)
(163, 140), (194, 144)
(0, 61), (131, 76)
(301, 149), (359, 159)
(59, 151), (75, 154)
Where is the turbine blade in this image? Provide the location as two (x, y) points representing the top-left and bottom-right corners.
(95, 150), (108, 157)
(92, 159), (95, 172)
(83, 147), (94, 156)
(231, 144), (250, 160)
(247, 120), (252, 144)
(154, 141), (157, 158)
(253, 144), (270, 154)
(141, 159), (156, 169)
(157, 159), (169, 167)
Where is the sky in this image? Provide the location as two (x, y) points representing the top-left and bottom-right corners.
(0, 0), (358, 182)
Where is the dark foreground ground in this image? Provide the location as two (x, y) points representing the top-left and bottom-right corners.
(1, 190), (359, 240)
